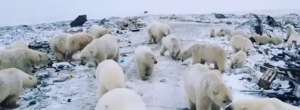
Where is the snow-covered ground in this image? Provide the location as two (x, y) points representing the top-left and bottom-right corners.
(1, 0), (300, 110)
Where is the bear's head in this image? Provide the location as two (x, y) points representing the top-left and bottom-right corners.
(26, 49), (53, 66)
(211, 83), (233, 109)
(180, 49), (192, 62)
(37, 53), (53, 66)
(241, 47), (252, 56)
(146, 52), (157, 64)
(224, 100), (262, 110)
(79, 49), (93, 65)
(16, 69), (38, 88)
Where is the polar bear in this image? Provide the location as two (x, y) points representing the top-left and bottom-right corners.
(133, 45), (157, 80)
(286, 25), (299, 44)
(185, 67), (232, 110)
(49, 33), (71, 61)
(230, 35), (253, 56)
(270, 36), (284, 45)
(94, 88), (147, 110)
(80, 34), (119, 67)
(95, 60), (125, 99)
(229, 50), (247, 69)
(210, 29), (216, 38)
(0, 68), (37, 109)
(160, 34), (182, 60)
(225, 98), (300, 110)
(147, 21), (171, 44)
(50, 32), (93, 61)
(218, 28), (247, 40)
(89, 25), (110, 39)
(4, 41), (29, 49)
(249, 34), (271, 45)
(0, 48), (52, 75)
(180, 43), (228, 73)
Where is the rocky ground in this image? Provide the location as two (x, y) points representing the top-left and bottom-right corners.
(0, 13), (300, 110)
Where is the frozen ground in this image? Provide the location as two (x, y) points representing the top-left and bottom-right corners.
(0, 12), (299, 110)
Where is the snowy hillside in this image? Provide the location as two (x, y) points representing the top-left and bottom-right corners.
(1, 0), (300, 110)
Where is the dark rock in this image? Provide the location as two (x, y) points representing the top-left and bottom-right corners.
(144, 11), (148, 14)
(254, 25), (263, 35)
(27, 100), (36, 107)
(214, 13), (226, 19)
(226, 22), (232, 25)
(70, 15), (87, 27)
(266, 15), (280, 27)
(67, 99), (72, 102)
(130, 29), (140, 32)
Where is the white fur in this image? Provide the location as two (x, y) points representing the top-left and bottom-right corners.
(225, 98), (300, 110)
(160, 34), (182, 60)
(147, 21), (171, 44)
(80, 34), (120, 67)
(185, 65), (232, 110)
(94, 88), (147, 110)
(229, 50), (247, 69)
(286, 25), (300, 45)
(210, 29), (216, 38)
(218, 28), (247, 40)
(230, 35), (253, 56)
(95, 60), (125, 99)
(89, 25), (110, 39)
(270, 37), (284, 45)
(0, 68), (37, 109)
(133, 45), (157, 80)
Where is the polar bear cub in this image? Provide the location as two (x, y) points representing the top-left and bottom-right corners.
(89, 25), (110, 39)
(4, 41), (29, 49)
(133, 45), (157, 80)
(160, 34), (182, 60)
(80, 34), (120, 67)
(229, 50), (247, 69)
(225, 98), (300, 110)
(95, 59), (125, 99)
(185, 65), (232, 110)
(180, 43), (228, 73)
(147, 21), (171, 44)
(94, 88), (147, 110)
(0, 68), (37, 109)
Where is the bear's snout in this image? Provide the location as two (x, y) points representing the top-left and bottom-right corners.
(154, 60), (157, 64)
(33, 85), (38, 88)
(48, 60), (53, 66)
(80, 60), (86, 65)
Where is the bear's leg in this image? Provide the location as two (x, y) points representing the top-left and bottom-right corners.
(1, 95), (20, 109)
(188, 99), (196, 110)
(137, 64), (147, 81)
(196, 97), (210, 110)
(174, 50), (181, 60)
(160, 46), (167, 56)
(113, 50), (120, 63)
(152, 37), (157, 44)
(211, 102), (220, 110)
(157, 36), (163, 45)
(54, 51), (65, 61)
(191, 57), (201, 65)
(145, 66), (154, 77)
(216, 60), (225, 73)
(95, 55), (107, 67)
(148, 35), (154, 44)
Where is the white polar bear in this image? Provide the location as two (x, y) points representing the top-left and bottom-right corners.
(95, 59), (125, 99)
(94, 88), (147, 110)
(160, 34), (182, 60)
(133, 45), (157, 80)
(80, 34), (120, 67)
(249, 34), (271, 45)
(0, 68), (37, 109)
(286, 25), (300, 45)
(217, 28), (247, 40)
(4, 41), (29, 49)
(147, 21), (171, 44)
(180, 43), (228, 73)
(230, 35), (253, 56)
(229, 50), (247, 69)
(225, 98), (300, 110)
(270, 36), (284, 45)
(89, 25), (110, 39)
(185, 66), (232, 110)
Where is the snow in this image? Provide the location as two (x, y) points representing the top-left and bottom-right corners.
(1, 0), (300, 110)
